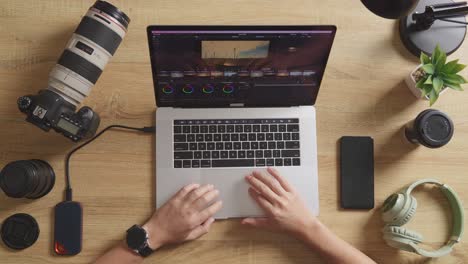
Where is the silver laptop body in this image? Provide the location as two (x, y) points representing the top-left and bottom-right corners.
(148, 26), (337, 218)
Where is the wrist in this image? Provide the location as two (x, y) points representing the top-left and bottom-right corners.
(142, 222), (166, 250)
(295, 217), (323, 243)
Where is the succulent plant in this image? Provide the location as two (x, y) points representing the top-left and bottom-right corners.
(415, 45), (467, 106)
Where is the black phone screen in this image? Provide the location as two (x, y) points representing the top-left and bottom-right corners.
(340, 136), (374, 209)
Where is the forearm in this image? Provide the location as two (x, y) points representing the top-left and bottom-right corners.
(298, 220), (376, 264)
(94, 184), (221, 264)
(94, 225), (165, 264)
(94, 242), (143, 264)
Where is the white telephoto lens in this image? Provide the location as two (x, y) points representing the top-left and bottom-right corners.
(47, 0), (129, 107)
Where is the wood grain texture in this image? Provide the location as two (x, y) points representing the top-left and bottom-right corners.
(0, 0), (467, 263)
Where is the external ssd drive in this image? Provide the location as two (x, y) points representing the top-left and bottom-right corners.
(54, 201), (83, 255)
(340, 136), (374, 209)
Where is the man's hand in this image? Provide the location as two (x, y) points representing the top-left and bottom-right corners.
(143, 184), (223, 250)
(242, 169), (377, 264)
(242, 168), (318, 238)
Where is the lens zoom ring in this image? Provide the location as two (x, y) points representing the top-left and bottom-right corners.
(57, 50), (103, 84)
(75, 16), (123, 55)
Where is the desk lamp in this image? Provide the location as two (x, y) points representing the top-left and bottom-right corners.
(362, 0), (468, 56)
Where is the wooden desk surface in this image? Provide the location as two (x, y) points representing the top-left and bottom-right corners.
(1, 0), (467, 263)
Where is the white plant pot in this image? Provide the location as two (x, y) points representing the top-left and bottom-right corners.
(405, 64), (448, 100)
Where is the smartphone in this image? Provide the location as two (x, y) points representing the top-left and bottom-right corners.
(340, 136), (374, 209)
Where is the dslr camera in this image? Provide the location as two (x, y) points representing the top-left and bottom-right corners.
(17, 1), (130, 142)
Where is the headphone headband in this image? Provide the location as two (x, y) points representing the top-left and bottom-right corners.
(405, 179), (442, 195)
(401, 179), (464, 258)
(410, 242), (456, 258)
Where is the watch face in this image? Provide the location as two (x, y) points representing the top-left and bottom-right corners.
(126, 226), (147, 250)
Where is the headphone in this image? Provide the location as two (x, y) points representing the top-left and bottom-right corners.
(381, 179), (464, 258)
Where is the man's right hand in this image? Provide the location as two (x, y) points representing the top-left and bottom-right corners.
(143, 184), (223, 249)
(242, 168), (376, 264)
(242, 168), (318, 238)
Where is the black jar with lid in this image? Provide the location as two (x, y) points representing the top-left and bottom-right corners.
(404, 109), (454, 148)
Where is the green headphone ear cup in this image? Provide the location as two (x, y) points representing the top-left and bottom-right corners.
(401, 229), (423, 243)
(399, 198), (417, 226)
(382, 193), (405, 224)
(391, 196), (417, 226)
(392, 226), (423, 243)
(382, 226), (423, 253)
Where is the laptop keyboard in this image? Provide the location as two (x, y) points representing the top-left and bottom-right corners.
(173, 119), (301, 168)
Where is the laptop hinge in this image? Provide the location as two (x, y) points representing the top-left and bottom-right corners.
(171, 104), (304, 108)
(228, 103), (303, 108)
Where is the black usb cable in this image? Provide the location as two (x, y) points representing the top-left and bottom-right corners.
(54, 124), (155, 256)
(64, 125), (156, 201)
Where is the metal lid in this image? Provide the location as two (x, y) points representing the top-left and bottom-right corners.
(415, 109), (454, 148)
(1, 213), (40, 250)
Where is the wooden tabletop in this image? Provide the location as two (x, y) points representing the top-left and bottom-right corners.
(1, 0), (467, 263)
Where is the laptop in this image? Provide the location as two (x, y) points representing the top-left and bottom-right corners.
(147, 26), (336, 218)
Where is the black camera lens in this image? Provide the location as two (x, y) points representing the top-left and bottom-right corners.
(1, 161), (32, 198)
(404, 109), (454, 148)
(30, 160), (55, 198)
(26, 160), (49, 199)
(21, 161), (41, 198)
(0, 160), (55, 199)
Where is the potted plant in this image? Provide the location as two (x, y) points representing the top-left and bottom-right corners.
(405, 45), (467, 106)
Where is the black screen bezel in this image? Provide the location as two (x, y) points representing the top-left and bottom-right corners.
(146, 25), (337, 108)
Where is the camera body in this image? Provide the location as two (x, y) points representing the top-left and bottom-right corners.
(17, 1), (129, 142)
(18, 90), (100, 142)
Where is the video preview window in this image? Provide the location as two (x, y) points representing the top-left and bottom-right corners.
(201, 41), (270, 59)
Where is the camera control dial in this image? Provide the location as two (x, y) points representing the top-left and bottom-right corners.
(17, 96), (32, 111)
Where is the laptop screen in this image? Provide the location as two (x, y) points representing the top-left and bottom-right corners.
(147, 26), (336, 107)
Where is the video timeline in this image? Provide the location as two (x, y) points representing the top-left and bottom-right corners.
(158, 69), (316, 79)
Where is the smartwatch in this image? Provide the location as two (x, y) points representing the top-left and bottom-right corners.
(125, 225), (154, 257)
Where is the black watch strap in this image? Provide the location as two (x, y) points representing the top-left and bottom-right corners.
(138, 245), (153, 257)
(126, 225), (154, 257)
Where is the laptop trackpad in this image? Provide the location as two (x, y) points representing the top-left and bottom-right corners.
(200, 168), (263, 219)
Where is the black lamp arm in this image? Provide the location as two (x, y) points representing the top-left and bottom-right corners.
(412, 1), (468, 30)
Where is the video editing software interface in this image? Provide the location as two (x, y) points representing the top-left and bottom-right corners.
(149, 27), (336, 107)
